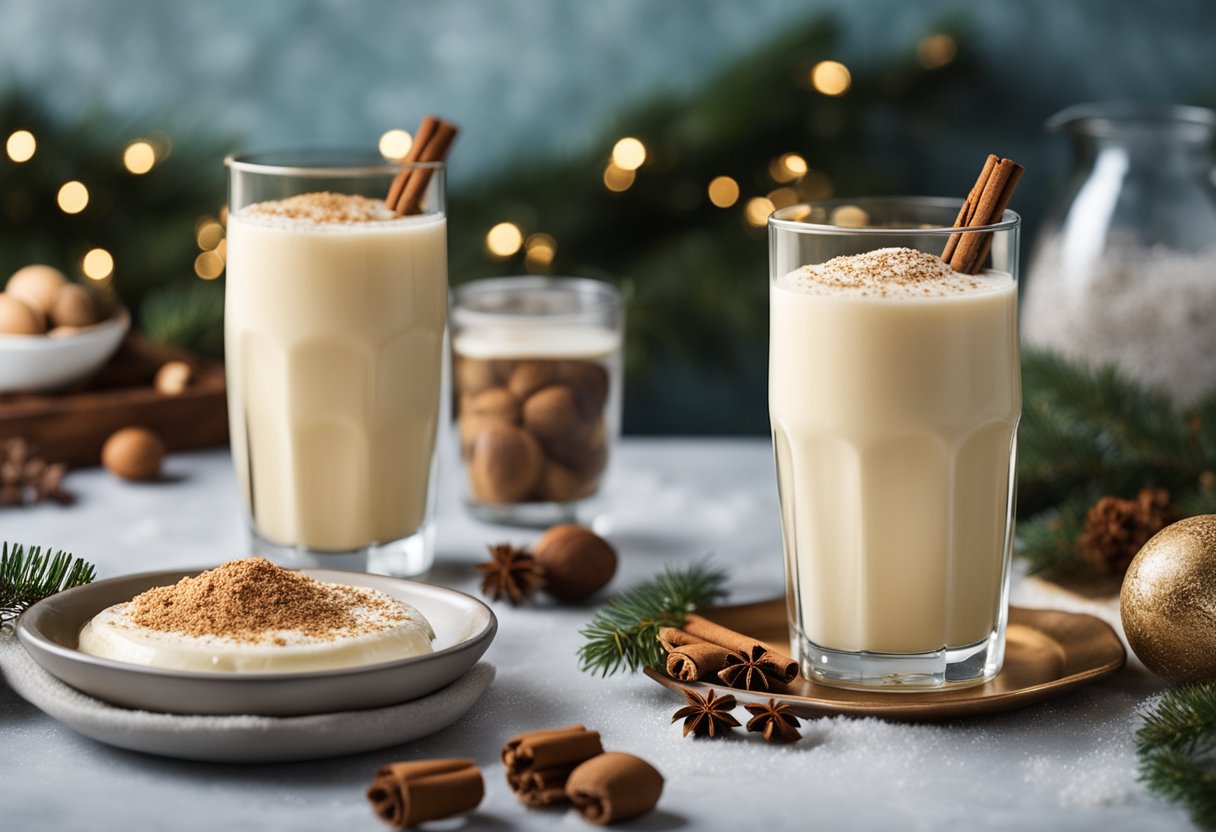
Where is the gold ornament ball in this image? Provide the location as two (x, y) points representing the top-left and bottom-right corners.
(1120, 514), (1216, 683)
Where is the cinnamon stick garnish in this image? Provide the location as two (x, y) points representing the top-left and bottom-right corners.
(657, 626), (703, 651)
(366, 758), (483, 827)
(665, 642), (737, 682)
(384, 115), (459, 216)
(566, 752), (665, 825)
(501, 725), (604, 806)
(681, 614), (798, 684)
(942, 154), (1023, 274)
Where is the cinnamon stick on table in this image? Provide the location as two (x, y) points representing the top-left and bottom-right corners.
(665, 642), (737, 682)
(501, 724), (605, 806)
(366, 758), (483, 828)
(941, 153), (1024, 275)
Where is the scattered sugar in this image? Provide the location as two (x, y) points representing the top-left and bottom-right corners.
(1023, 236), (1216, 406)
(779, 246), (1011, 298)
(233, 192), (440, 230)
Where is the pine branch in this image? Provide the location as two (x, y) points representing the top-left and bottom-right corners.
(140, 280), (225, 357)
(577, 561), (729, 677)
(1137, 685), (1216, 830)
(1016, 349), (1216, 578)
(0, 542), (96, 625)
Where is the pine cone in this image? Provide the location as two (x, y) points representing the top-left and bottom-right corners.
(1076, 488), (1180, 575)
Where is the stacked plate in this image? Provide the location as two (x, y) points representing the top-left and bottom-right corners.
(12, 569), (496, 762)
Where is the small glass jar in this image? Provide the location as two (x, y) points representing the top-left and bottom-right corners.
(1023, 103), (1216, 406)
(450, 277), (624, 526)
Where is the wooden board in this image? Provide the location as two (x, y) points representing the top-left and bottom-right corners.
(0, 336), (228, 466)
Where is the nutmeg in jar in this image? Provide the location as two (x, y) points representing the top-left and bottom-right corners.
(451, 277), (623, 527)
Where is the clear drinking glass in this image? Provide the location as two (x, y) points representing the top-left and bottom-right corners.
(225, 151), (447, 576)
(769, 197), (1021, 690)
(451, 277), (624, 527)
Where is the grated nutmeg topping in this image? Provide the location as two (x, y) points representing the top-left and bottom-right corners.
(780, 246), (1009, 298)
(235, 192), (411, 227)
(127, 557), (409, 643)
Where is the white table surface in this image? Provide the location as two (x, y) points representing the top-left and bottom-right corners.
(0, 438), (1191, 831)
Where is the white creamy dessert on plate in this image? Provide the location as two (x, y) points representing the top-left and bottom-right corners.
(77, 557), (435, 673)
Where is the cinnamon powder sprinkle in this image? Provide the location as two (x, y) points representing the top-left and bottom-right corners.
(127, 557), (407, 642)
(237, 192), (404, 226)
(782, 246), (1005, 298)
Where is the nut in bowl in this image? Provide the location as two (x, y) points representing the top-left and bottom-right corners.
(451, 277), (623, 526)
(0, 264), (129, 393)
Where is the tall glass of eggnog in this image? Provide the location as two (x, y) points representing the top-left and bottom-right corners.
(769, 198), (1020, 690)
(225, 152), (448, 576)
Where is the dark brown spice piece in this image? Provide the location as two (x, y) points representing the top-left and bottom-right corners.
(743, 699), (802, 744)
(671, 688), (740, 738)
(477, 543), (545, 605)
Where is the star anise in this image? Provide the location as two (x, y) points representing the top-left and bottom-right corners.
(717, 644), (781, 692)
(0, 438), (72, 507)
(477, 543), (544, 605)
(743, 699), (802, 744)
(671, 688), (740, 738)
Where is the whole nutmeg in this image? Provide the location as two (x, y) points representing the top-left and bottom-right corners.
(47, 325), (81, 338)
(566, 751), (663, 825)
(469, 423), (543, 504)
(466, 387), (520, 423)
(0, 293), (46, 335)
(559, 360), (610, 418)
(523, 385), (592, 444)
(102, 427), (165, 481)
(6, 265), (66, 315)
(508, 361), (560, 401)
(538, 459), (599, 503)
(533, 524), (617, 602)
(49, 283), (97, 328)
(545, 419), (608, 475)
(155, 360), (193, 396)
(455, 357), (497, 396)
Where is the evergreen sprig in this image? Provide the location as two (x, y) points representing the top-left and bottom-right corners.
(0, 542), (96, 625)
(1137, 684), (1216, 829)
(1016, 349), (1216, 577)
(577, 561), (729, 677)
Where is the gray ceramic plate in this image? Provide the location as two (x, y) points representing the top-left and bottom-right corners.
(17, 568), (496, 716)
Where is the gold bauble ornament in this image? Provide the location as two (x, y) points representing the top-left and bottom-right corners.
(1120, 514), (1216, 683)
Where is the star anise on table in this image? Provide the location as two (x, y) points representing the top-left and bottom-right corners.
(717, 644), (780, 692)
(477, 543), (544, 605)
(671, 688), (740, 739)
(0, 438), (72, 507)
(743, 699), (802, 744)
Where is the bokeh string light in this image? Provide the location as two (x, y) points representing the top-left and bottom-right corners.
(602, 162), (635, 192)
(524, 233), (557, 271)
(57, 181), (89, 214)
(82, 248), (114, 281)
(744, 196), (775, 227)
(122, 140), (156, 174)
(707, 176), (740, 208)
(486, 222), (524, 258)
(611, 137), (646, 171)
(810, 60), (851, 96)
(5, 130), (36, 163)
(193, 212), (228, 279)
(917, 34), (957, 69)
(769, 153), (808, 183)
(378, 129), (413, 160)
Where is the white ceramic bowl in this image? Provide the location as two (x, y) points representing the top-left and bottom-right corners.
(0, 308), (130, 393)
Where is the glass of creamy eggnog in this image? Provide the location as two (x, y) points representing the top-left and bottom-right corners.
(224, 152), (448, 576)
(769, 198), (1021, 690)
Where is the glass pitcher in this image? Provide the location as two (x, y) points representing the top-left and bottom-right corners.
(1021, 103), (1216, 406)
